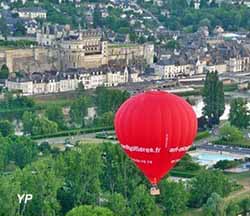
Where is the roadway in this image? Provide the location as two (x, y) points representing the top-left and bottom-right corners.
(197, 143), (250, 156)
(35, 127), (250, 157)
(35, 131), (109, 145)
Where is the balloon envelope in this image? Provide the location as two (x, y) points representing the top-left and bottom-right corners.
(114, 91), (198, 184)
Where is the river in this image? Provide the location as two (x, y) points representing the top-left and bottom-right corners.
(192, 98), (250, 120)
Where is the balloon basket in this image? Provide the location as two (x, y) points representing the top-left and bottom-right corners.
(150, 185), (160, 196)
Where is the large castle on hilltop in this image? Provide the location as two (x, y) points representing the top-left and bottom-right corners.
(0, 28), (154, 73)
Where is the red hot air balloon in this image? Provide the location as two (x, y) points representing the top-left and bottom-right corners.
(114, 90), (197, 195)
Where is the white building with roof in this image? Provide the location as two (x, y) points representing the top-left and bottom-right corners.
(5, 66), (139, 95)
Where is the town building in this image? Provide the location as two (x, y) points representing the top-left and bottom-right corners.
(153, 58), (193, 79)
(5, 65), (142, 95)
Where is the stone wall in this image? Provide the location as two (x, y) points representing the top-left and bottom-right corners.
(0, 48), (58, 73)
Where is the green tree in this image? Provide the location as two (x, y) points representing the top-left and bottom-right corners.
(167, 0), (188, 12)
(175, 154), (201, 172)
(229, 98), (249, 128)
(56, 144), (102, 214)
(69, 96), (88, 127)
(0, 175), (21, 216)
(103, 192), (131, 216)
(189, 0), (195, 8)
(32, 116), (58, 135)
(77, 82), (85, 94)
(210, 0), (218, 7)
(93, 6), (102, 28)
(1, 93), (35, 109)
(240, 198), (250, 214)
(199, 18), (211, 28)
(38, 141), (53, 155)
(66, 205), (114, 216)
(158, 181), (189, 216)
(202, 71), (225, 126)
(130, 185), (163, 216)
(46, 105), (65, 129)
(14, 20), (26, 36)
(101, 142), (144, 199)
(0, 18), (9, 40)
(129, 32), (137, 42)
(0, 136), (9, 170)
(202, 193), (224, 216)
(0, 120), (14, 137)
(7, 136), (38, 168)
(165, 40), (180, 50)
(214, 160), (240, 170)
(0, 64), (9, 79)
(219, 123), (244, 143)
(22, 111), (35, 134)
(225, 202), (240, 216)
(189, 170), (232, 208)
(200, 0), (209, 8)
(95, 112), (114, 127)
(95, 87), (129, 115)
(16, 158), (62, 216)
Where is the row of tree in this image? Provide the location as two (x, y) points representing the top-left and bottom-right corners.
(202, 71), (250, 145)
(203, 192), (250, 216)
(0, 92), (35, 110)
(0, 88), (129, 136)
(199, 71), (250, 130)
(140, 0), (250, 32)
(0, 136), (235, 216)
